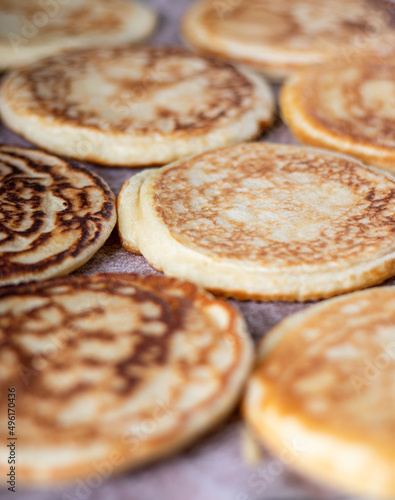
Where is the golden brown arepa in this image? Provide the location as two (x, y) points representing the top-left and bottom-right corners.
(0, 145), (116, 286)
(244, 286), (395, 498)
(182, 0), (395, 80)
(0, 46), (274, 166)
(281, 59), (395, 172)
(0, 0), (157, 70)
(0, 273), (253, 483)
(118, 143), (395, 301)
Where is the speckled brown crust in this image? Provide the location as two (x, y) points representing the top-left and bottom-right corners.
(244, 287), (395, 497)
(0, 273), (252, 483)
(154, 144), (395, 267)
(118, 142), (395, 301)
(4, 47), (257, 134)
(281, 60), (395, 171)
(182, 0), (395, 79)
(0, 146), (116, 285)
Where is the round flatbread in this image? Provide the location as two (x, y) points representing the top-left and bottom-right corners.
(118, 142), (395, 301)
(0, 0), (157, 70)
(281, 59), (395, 172)
(243, 286), (395, 497)
(0, 273), (253, 483)
(182, 0), (395, 80)
(0, 46), (274, 167)
(0, 145), (116, 285)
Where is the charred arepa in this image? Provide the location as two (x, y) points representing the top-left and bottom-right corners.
(0, 47), (274, 166)
(118, 143), (395, 301)
(281, 59), (395, 172)
(0, 0), (157, 71)
(0, 146), (116, 285)
(244, 287), (395, 498)
(0, 273), (253, 483)
(182, 0), (395, 80)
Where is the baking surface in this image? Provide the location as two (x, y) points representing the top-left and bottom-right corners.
(0, 0), (391, 498)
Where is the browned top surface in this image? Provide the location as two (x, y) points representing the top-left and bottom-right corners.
(254, 287), (395, 454)
(3, 46), (256, 136)
(153, 143), (395, 269)
(288, 60), (395, 149)
(0, 273), (245, 461)
(0, 146), (115, 284)
(193, 0), (395, 56)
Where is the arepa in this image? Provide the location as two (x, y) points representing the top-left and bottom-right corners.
(0, 273), (253, 483)
(182, 0), (395, 80)
(0, 0), (157, 70)
(0, 46), (274, 166)
(243, 287), (395, 498)
(281, 59), (395, 172)
(0, 145), (116, 285)
(118, 143), (395, 301)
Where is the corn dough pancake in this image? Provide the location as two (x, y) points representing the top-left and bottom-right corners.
(182, 0), (395, 80)
(244, 287), (395, 497)
(0, 46), (274, 167)
(0, 145), (116, 285)
(281, 59), (395, 172)
(0, 273), (253, 483)
(118, 142), (395, 301)
(0, 0), (157, 71)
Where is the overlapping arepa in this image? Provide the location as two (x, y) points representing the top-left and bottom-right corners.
(243, 287), (395, 498)
(281, 59), (395, 172)
(118, 143), (395, 301)
(0, 273), (253, 483)
(0, 0), (157, 70)
(182, 0), (395, 80)
(0, 146), (116, 285)
(0, 46), (274, 166)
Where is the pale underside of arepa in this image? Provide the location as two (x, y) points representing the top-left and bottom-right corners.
(118, 143), (395, 301)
